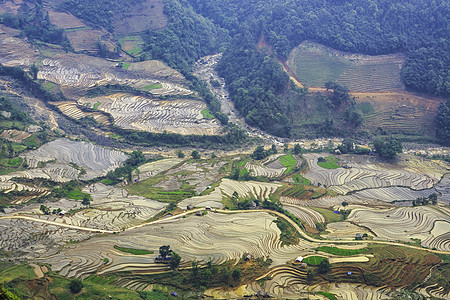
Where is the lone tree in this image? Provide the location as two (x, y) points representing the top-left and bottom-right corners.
(170, 252), (181, 269)
(371, 137), (403, 158)
(318, 259), (331, 274)
(191, 150), (200, 159)
(82, 195), (91, 207)
(69, 279), (83, 294)
(159, 245), (172, 258)
(30, 63), (39, 80)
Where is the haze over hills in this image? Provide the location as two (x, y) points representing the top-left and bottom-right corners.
(0, 0), (449, 299)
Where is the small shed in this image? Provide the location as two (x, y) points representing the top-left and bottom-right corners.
(59, 210), (66, 216)
(187, 204), (195, 210)
(196, 211), (203, 216)
(355, 233), (363, 239)
(205, 206), (212, 210)
(295, 256), (304, 263)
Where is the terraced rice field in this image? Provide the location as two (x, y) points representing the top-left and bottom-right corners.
(302, 153), (447, 194)
(178, 178), (282, 209)
(32, 184), (167, 231)
(0, 25), (38, 67)
(21, 138), (127, 180)
(348, 206), (450, 251)
(49, 101), (110, 124)
(0, 129), (31, 142)
(287, 41), (405, 91)
(354, 91), (441, 136)
(79, 93), (221, 135)
(239, 273), (391, 299)
(37, 54), (192, 97)
(41, 212), (316, 278)
(0, 217), (94, 258)
(323, 222), (373, 240)
(134, 158), (183, 181)
(245, 162), (286, 177)
(284, 204), (325, 227)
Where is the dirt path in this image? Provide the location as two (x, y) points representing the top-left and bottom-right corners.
(29, 263), (44, 278)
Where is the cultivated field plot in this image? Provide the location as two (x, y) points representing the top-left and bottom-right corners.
(236, 271), (391, 300)
(31, 184), (166, 231)
(353, 91), (441, 136)
(79, 93), (221, 135)
(323, 222), (373, 240)
(0, 217), (94, 259)
(348, 206), (450, 251)
(49, 101), (110, 125)
(20, 138), (127, 180)
(48, 10), (86, 29)
(129, 158), (229, 205)
(0, 25), (38, 67)
(287, 41), (405, 91)
(41, 211), (315, 278)
(179, 178), (282, 209)
(283, 204), (325, 228)
(0, 129), (31, 142)
(134, 158), (183, 181)
(302, 153), (447, 195)
(113, 0), (168, 35)
(37, 54), (192, 97)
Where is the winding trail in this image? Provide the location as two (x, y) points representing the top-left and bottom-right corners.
(3, 208), (449, 254)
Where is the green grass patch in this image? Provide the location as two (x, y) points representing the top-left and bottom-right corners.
(310, 207), (342, 223)
(317, 156), (340, 169)
(274, 217), (300, 246)
(64, 26), (91, 32)
(280, 154), (296, 167)
(141, 83), (163, 91)
(317, 291), (337, 300)
(140, 290), (178, 300)
(0, 264), (36, 283)
(122, 62), (131, 70)
(316, 246), (366, 256)
(42, 82), (56, 91)
(0, 157), (22, 167)
(126, 174), (197, 203)
(201, 109), (214, 119)
(93, 102), (101, 109)
(288, 44), (351, 87)
(48, 274), (142, 300)
(293, 174), (311, 185)
(114, 245), (154, 255)
(66, 189), (90, 200)
(357, 102), (375, 115)
(303, 256), (327, 266)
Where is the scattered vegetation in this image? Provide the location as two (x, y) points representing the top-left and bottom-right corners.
(114, 245), (154, 255)
(316, 246), (366, 256)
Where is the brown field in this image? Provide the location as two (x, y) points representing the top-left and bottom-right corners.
(0, 0), (22, 15)
(0, 25), (38, 67)
(66, 29), (116, 53)
(113, 0), (168, 35)
(48, 10), (86, 29)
